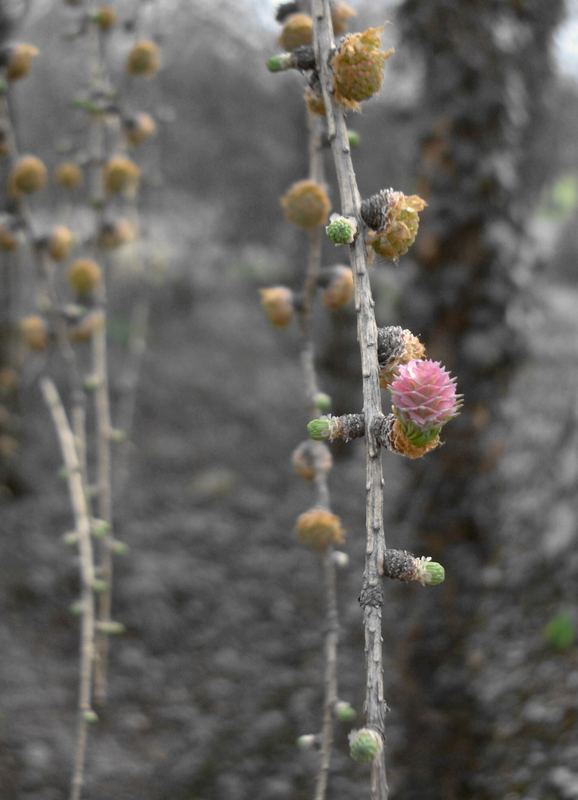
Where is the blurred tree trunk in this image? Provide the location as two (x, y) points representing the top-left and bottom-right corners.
(393, 1), (565, 797)
(0, 2), (26, 498)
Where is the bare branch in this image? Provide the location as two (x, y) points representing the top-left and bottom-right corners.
(312, 2), (388, 796)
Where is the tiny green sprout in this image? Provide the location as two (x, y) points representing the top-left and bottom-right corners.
(62, 530), (79, 547)
(69, 599), (84, 616)
(314, 392), (332, 413)
(544, 612), (575, 651)
(307, 417), (331, 441)
(335, 701), (356, 723)
(72, 98), (102, 114)
(109, 428), (127, 443)
(349, 728), (382, 763)
(96, 620), (125, 635)
(83, 374), (100, 392)
(413, 557), (446, 586)
(267, 54), (289, 73)
(423, 561), (445, 586)
(91, 578), (108, 594)
(109, 538), (129, 556)
(83, 709), (99, 724)
(326, 215), (357, 246)
(91, 518), (110, 539)
(347, 129), (360, 148)
(332, 550), (349, 569)
(297, 734), (318, 750)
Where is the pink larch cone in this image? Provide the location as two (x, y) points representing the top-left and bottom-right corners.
(390, 359), (462, 432)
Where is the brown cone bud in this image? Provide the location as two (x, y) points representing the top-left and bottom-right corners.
(260, 286), (295, 328)
(296, 507), (345, 551)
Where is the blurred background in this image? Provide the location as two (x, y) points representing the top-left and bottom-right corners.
(1, 0), (578, 798)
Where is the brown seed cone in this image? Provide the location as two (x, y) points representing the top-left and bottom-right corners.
(54, 162), (83, 190)
(126, 40), (161, 77)
(382, 549), (420, 582)
(291, 440), (333, 480)
(67, 258), (102, 295)
(124, 112), (157, 146)
(385, 416), (439, 459)
(304, 87), (325, 116)
(296, 507), (345, 551)
(20, 315), (48, 351)
(6, 44), (39, 81)
(331, 1), (356, 35)
(378, 327), (426, 387)
(69, 310), (105, 343)
(47, 226), (73, 262)
(9, 155), (47, 195)
(260, 286), (294, 328)
(95, 5), (117, 31)
(281, 179), (331, 229)
(322, 266), (354, 310)
(102, 155), (140, 194)
(0, 223), (19, 251)
(369, 192), (427, 261)
(0, 368), (19, 396)
(331, 27), (394, 111)
(278, 13), (313, 51)
(98, 218), (136, 249)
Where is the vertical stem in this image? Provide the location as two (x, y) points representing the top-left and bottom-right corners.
(312, 3), (388, 798)
(314, 549), (339, 800)
(85, 19), (115, 703)
(92, 307), (113, 703)
(40, 378), (95, 800)
(298, 110), (339, 800)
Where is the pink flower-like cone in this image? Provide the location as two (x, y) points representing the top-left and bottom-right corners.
(390, 359), (461, 445)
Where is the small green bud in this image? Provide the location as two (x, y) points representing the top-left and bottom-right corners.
(401, 420), (441, 448)
(349, 728), (382, 763)
(72, 98), (101, 114)
(422, 561), (445, 586)
(91, 578), (108, 594)
(332, 551), (349, 569)
(297, 734), (318, 750)
(109, 538), (129, 555)
(91, 518), (110, 539)
(69, 599), (84, 616)
(62, 530), (79, 546)
(335, 701), (356, 723)
(307, 417), (331, 441)
(83, 374), (101, 391)
(544, 612), (575, 651)
(109, 428), (127, 443)
(267, 54), (289, 72)
(83, 709), (99, 724)
(314, 392), (332, 413)
(326, 215), (357, 245)
(347, 129), (360, 148)
(96, 620), (125, 635)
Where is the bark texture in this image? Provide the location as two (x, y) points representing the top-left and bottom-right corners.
(393, 1), (565, 796)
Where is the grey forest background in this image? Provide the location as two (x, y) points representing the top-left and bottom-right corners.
(2, 0), (578, 798)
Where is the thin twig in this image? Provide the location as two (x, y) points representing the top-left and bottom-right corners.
(84, 16), (115, 705)
(312, 2), (388, 797)
(294, 108), (340, 800)
(40, 377), (96, 800)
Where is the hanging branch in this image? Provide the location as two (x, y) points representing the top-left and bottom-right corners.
(311, 3), (389, 796)
(301, 110), (339, 800)
(40, 377), (96, 800)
